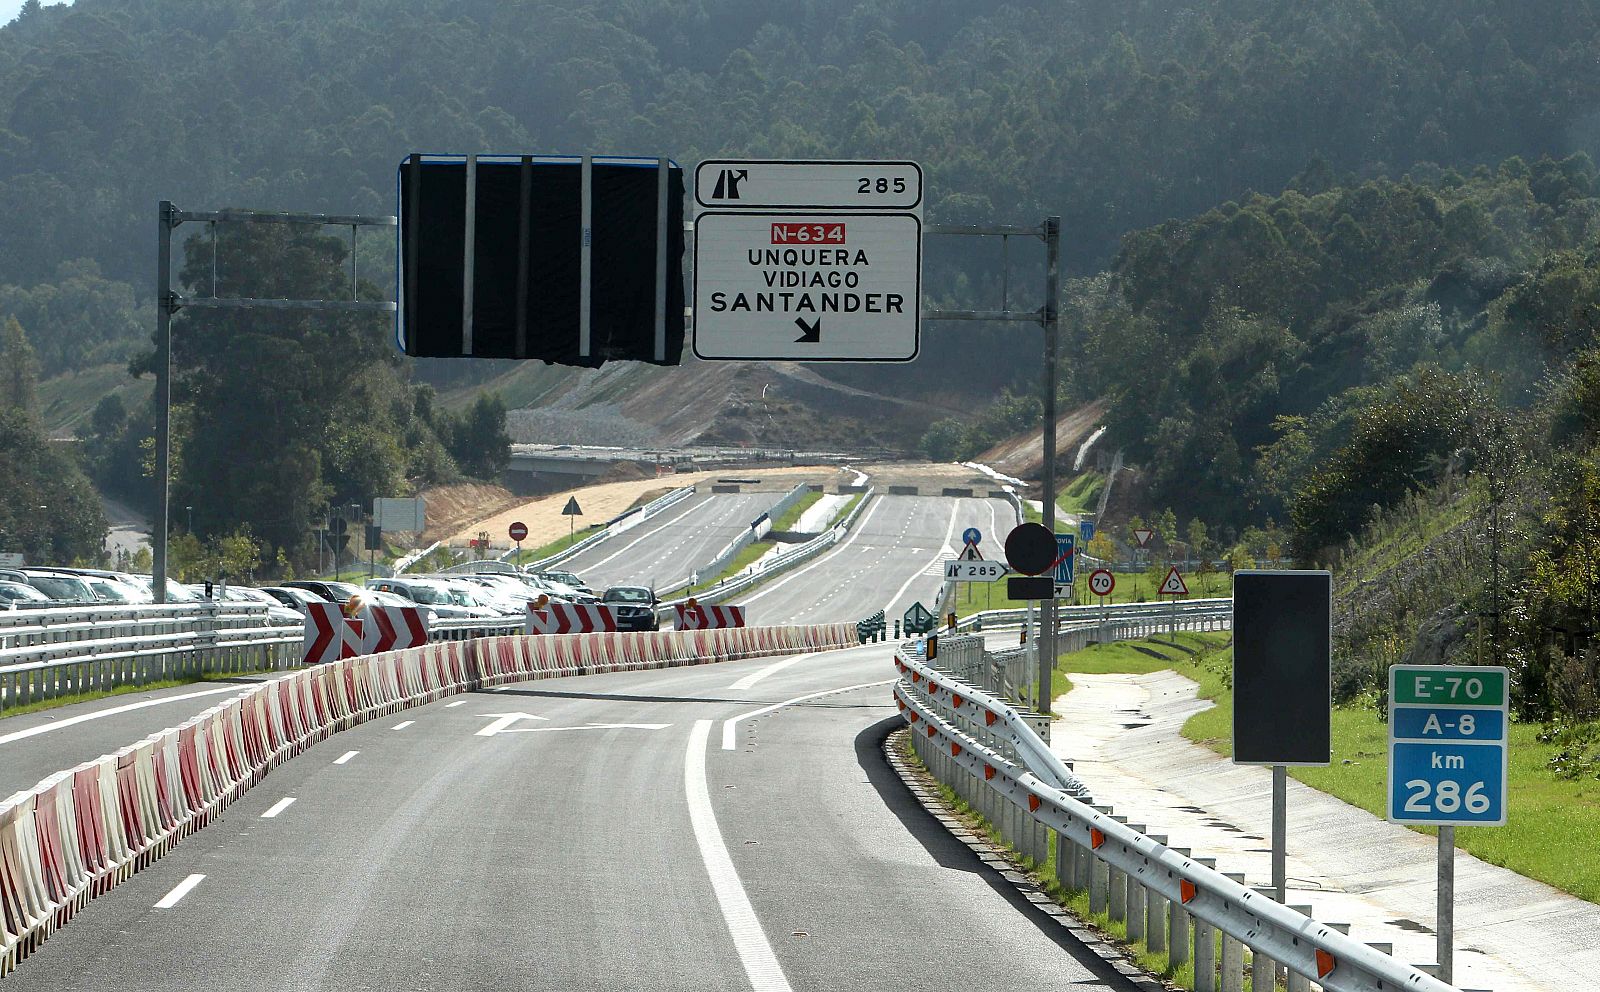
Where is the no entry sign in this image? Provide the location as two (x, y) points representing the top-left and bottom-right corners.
(508, 521), (528, 542)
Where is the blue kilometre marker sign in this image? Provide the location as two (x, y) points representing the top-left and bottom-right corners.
(1388, 664), (1509, 826)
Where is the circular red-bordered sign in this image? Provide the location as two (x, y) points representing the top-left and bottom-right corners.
(508, 521), (529, 542)
(1088, 569), (1115, 597)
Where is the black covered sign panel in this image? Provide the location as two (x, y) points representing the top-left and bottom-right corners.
(399, 155), (684, 366)
(1232, 570), (1332, 766)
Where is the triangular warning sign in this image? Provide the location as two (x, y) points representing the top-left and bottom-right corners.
(1159, 566), (1188, 596)
(562, 496), (583, 516)
(1133, 528), (1154, 548)
(959, 544), (983, 560)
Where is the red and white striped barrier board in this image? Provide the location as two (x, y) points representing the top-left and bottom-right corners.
(674, 604), (747, 630)
(525, 604), (619, 635)
(359, 606), (429, 654)
(301, 603), (362, 665)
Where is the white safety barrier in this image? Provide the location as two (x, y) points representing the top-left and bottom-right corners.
(0, 620), (858, 977)
(895, 643), (1458, 992)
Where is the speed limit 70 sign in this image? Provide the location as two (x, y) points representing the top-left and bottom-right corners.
(945, 560), (1006, 583)
(1388, 664), (1508, 826)
(1088, 569), (1115, 597)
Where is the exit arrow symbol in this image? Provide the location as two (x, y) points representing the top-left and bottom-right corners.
(794, 317), (821, 343)
(474, 712), (550, 737)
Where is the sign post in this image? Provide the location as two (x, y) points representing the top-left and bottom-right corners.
(562, 495), (583, 544)
(1388, 664), (1509, 985)
(1231, 569), (1332, 987)
(508, 521), (528, 563)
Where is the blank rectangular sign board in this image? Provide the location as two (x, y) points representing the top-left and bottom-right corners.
(1232, 570), (1332, 766)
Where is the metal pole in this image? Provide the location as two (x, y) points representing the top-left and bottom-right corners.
(1438, 826), (1454, 984)
(1037, 217), (1061, 729)
(153, 201), (176, 605)
(1272, 765), (1287, 903)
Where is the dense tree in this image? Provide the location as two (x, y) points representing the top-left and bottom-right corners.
(0, 315), (37, 414)
(0, 405), (105, 562)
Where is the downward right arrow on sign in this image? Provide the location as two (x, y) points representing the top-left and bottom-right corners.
(794, 317), (821, 343)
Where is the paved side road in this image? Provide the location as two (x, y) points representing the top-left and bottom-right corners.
(0, 678), (274, 797)
(5, 643), (1141, 992)
(1052, 668), (1598, 992)
(559, 491), (773, 590)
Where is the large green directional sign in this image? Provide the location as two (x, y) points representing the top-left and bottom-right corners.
(1388, 664), (1509, 826)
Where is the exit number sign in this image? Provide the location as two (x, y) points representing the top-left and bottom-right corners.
(1388, 664), (1509, 826)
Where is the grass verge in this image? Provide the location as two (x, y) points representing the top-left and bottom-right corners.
(1052, 634), (1600, 904)
(771, 491), (824, 532)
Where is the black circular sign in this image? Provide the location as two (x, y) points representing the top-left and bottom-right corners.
(1004, 523), (1058, 576)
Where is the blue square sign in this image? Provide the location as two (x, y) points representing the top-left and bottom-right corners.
(1387, 665), (1509, 827)
(1053, 533), (1075, 587)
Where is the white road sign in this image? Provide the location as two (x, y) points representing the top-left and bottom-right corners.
(945, 560), (1007, 583)
(693, 211), (921, 361)
(696, 159), (923, 212)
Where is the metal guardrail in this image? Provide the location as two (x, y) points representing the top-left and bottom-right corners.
(896, 640), (1457, 992)
(0, 602), (288, 646)
(953, 598), (1232, 634)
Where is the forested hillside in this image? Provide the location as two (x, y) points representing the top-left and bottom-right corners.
(4, 0), (1600, 390)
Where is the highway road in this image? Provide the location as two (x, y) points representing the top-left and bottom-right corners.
(3, 641), (1138, 992)
(560, 491), (777, 590)
(745, 494), (1014, 626)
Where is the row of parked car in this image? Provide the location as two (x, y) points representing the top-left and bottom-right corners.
(0, 565), (664, 632)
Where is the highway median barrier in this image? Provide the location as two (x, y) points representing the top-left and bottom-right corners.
(0, 620), (857, 977)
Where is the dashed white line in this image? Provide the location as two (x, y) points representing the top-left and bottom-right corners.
(392, 720), (415, 731)
(445, 700), (466, 708)
(333, 750), (359, 765)
(260, 797), (297, 819)
(686, 720), (794, 992)
(744, 497), (885, 604)
(154, 874), (206, 909)
(720, 679), (895, 751)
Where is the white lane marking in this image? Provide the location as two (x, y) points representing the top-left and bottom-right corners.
(444, 700), (466, 708)
(392, 721), (415, 731)
(154, 874), (206, 909)
(686, 720), (794, 992)
(743, 497), (885, 604)
(582, 497), (718, 570)
(505, 722), (671, 733)
(260, 797), (297, 819)
(884, 501), (961, 618)
(720, 679), (895, 751)
(475, 712), (549, 737)
(0, 686), (244, 747)
(727, 652), (815, 692)
(333, 750), (359, 765)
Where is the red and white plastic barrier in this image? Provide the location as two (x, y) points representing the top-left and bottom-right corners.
(525, 604), (619, 635)
(0, 620), (859, 977)
(673, 604), (746, 630)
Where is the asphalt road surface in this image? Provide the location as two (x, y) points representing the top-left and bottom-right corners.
(559, 492), (777, 590)
(743, 494), (1013, 626)
(5, 642), (1140, 992)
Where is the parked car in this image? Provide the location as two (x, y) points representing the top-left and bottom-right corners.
(2, 568), (99, 605)
(362, 588), (439, 626)
(220, 586), (304, 624)
(83, 575), (156, 605)
(437, 579), (523, 617)
(363, 578), (494, 619)
(120, 574), (207, 603)
(601, 585), (660, 631)
(0, 580), (55, 610)
(532, 569), (595, 596)
(283, 580), (367, 605)
(261, 586), (326, 612)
